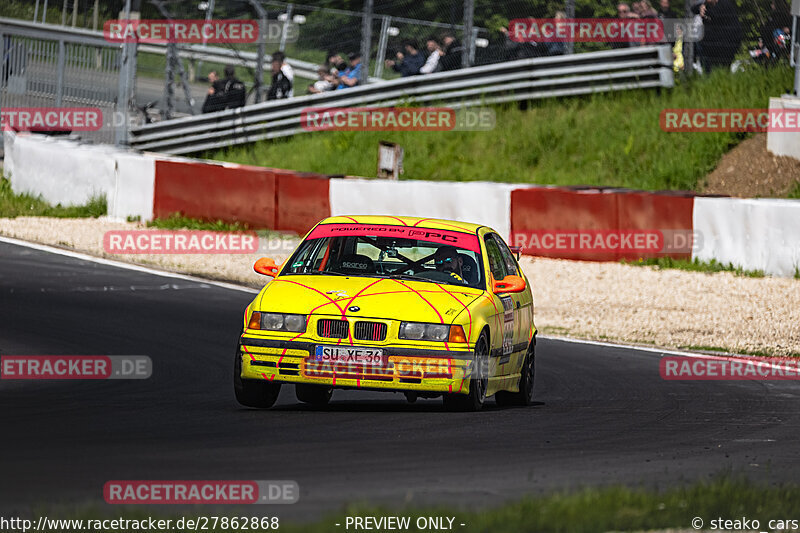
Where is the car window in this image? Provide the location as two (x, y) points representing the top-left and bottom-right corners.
(490, 234), (520, 276)
(483, 235), (508, 281)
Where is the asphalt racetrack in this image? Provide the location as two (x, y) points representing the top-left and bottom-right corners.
(1, 239), (799, 517)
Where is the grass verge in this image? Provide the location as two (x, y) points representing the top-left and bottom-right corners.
(622, 256), (766, 278)
(0, 178), (106, 218)
(28, 477), (800, 533)
(209, 66), (793, 192)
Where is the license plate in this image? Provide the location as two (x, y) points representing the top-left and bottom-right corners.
(314, 345), (385, 365)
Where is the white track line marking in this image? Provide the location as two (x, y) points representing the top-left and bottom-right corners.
(0, 236), (259, 294)
(540, 335), (792, 371)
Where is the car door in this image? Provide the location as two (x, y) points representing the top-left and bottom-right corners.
(482, 234), (515, 370)
(487, 233), (529, 371)
(494, 234), (533, 355)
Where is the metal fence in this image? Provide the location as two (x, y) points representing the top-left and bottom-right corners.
(129, 44), (674, 155)
(0, 17), (122, 146)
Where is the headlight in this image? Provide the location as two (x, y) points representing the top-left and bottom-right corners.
(399, 322), (452, 342)
(251, 312), (307, 333)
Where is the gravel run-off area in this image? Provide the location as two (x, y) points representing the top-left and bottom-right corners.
(2, 216), (799, 356)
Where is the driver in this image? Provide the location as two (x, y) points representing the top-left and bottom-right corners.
(433, 246), (466, 283)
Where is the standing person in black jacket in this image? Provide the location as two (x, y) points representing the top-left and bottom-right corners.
(699, 0), (742, 71)
(267, 51), (293, 100)
(439, 33), (464, 71)
(202, 64), (246, 113)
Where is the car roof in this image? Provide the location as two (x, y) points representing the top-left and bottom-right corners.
(319, 215), (488, 234)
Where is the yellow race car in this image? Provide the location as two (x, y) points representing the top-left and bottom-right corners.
(234, 215), (536, 411)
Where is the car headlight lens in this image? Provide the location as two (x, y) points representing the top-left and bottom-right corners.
(255, 312), (307, 333)
(399, 322), (452, 342)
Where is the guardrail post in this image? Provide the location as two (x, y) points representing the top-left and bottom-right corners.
(462, 0), (474, 68)
(565, 0), (575, 54)
(55, 39), (65, 107)
(360, 0), (373, 85)
(374, 15), (390, 78)
(115, 0), (137, 145)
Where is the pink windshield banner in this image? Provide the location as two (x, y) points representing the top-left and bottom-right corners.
(309, 224), (481, 252)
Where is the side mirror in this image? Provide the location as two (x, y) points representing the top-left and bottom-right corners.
(493, 274), (526, 294)
(509, 246), (521, 260)
(254, 257), (280, 277)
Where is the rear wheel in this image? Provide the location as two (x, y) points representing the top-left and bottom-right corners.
(295, 384), (333, 406)
(443, 331), (489, 412)
(495, 342), (535, 407)
(233, 347), (281, 408)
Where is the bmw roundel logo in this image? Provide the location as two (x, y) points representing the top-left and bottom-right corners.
(348, 306), (360, 312)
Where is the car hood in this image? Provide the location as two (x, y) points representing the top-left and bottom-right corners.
(256, 275), (483, 324)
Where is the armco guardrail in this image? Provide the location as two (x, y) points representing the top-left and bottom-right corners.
(129, 45), (674, 155)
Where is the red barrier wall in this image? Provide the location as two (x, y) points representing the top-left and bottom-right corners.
(274, 170), (330, 235)
(510, 187), (694, 261)
(154, 160), (277, 228)
(616, 191), (694, 260)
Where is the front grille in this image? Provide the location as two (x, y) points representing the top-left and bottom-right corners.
(317, 319), (349, 339)
(354, 321), (387, 341)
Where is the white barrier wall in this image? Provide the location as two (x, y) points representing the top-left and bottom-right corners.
(693, 197), (800, 277)
(330, 178), (522, 240)
(3, 132), (156, 221)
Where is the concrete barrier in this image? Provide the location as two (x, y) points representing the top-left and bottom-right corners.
(329, 178), (520, 240)
(4, 131), (799, 278)
(693, 197), (800, 277)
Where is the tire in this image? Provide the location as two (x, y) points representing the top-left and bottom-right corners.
(495, 342), (535, 407)
(233, 347), (281, 408)
(295, 384), (333, 406)
(443, 331), (489, 412)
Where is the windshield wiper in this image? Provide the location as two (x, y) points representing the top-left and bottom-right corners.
(379, 273), (437, 284)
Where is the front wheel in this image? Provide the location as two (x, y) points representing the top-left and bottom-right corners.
(495, 342), (535, 407)
(233, 350), (281, 408)
(443, 331), (489, 412)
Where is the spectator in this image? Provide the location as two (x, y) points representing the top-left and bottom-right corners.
(499, 25), (541, 59)
(639, 0), (659, 18)
(325, 51), (347, 75)
(612, 3), (640, 48)
(420, 36), (443, 74)
(267, 52), (292, 100)
(761, 0), (792, 62)
(337, 52), (362, 89)
(698, 0), (742, 71)
(440, 33), (464, 71)
(386, 39), (425, 77)
(270, 51), (294, 98)
(308, 66), (336, 94)
(201, 64), (245, 113)
(658, 0), (678, 19)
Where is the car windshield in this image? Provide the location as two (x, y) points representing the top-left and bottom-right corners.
(283, 223), (484, 289)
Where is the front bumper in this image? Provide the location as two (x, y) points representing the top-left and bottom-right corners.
(239, 335), (474, 394)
